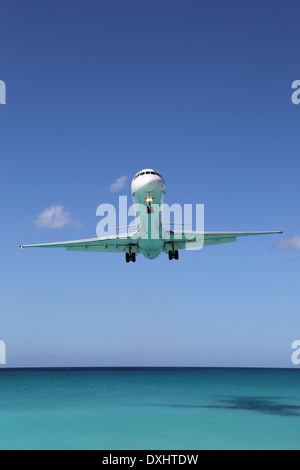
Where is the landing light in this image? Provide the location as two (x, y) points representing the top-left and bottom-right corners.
(145, 197), (154, 203)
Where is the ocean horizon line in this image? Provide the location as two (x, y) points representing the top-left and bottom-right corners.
(0, 366), (299, 372)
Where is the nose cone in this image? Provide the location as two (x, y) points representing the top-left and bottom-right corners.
(131, 169), (165, 196)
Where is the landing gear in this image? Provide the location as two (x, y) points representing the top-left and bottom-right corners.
(126, 252), (136, 263)
(168, 250), (179, 261)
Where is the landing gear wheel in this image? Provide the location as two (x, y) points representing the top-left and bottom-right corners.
(168, 250), (179, 261)
(126, 252), (136, 263)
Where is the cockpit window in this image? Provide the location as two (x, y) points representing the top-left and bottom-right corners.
(134, 170), (163, 180)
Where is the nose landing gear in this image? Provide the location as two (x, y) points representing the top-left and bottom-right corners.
(168, 250), (179, 261)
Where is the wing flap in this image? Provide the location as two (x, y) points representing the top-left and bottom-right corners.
(66, 244), (138, 253)
(164, 231), (283, 251)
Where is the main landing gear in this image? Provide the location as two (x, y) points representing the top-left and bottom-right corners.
(168, 250), (179, 261)
(126, 253), (136, 263)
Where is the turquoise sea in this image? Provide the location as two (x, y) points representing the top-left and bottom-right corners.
(0, 368), (300, 450)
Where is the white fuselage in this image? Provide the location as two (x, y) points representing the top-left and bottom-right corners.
(131, 169), (166, 259)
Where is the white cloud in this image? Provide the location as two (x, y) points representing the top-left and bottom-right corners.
(109, 175), (128, 193)
(274, 236), (300, 251)
(35, 205), (78, 229)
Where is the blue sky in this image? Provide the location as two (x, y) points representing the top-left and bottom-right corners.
(0, 0), (300, 367)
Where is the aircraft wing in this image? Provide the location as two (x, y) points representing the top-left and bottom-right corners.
(20, 232), (140, 253)
(164, 231), (283, 251)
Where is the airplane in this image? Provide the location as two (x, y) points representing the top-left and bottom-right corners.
(20, 169), (283, 263)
